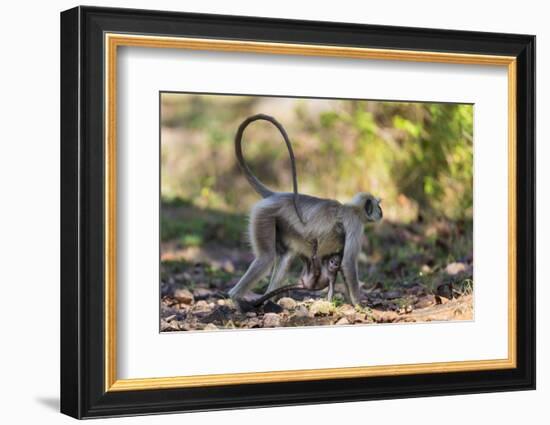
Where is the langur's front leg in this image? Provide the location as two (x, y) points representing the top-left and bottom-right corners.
(228, 256), (275, 309)
(341, 226), (363, 306)
(341, 260), (361, 305)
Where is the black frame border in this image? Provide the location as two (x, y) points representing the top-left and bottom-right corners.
(60, 6), (535, 419)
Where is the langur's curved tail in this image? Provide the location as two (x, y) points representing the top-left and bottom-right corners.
(235, 114), (304, 223)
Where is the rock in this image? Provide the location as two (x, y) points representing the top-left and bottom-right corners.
(338, 304), (357, 321)
(193, 288), (214, 300)
(200, 305), (234, 324)
(263, 313), (281, 328)
(244, 318), (261, 328)
(309, 300), (333, 316)
(277, 297), (297, 310)
(179, 322), (192, 331)
(160, 319), (180, 331)
(339, 304), (356, 315)
(287, 316), (310, 327)
(174, 288), (194, 304)
(263, 300), (284, 314)
(203, 323), (218, 331)
(294, 305), (309, 317)
(446, 262), (467, 275)
(371, 310), (399, 323)
(193, 300), (210, 313)
(160, 304), (178, 317)
(335, 317), (350, 325)
(224, 299), (236, 309)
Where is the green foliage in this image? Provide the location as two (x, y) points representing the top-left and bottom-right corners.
(331, 295), (345, 308)
(160, 201), (248, 247)
(161, 94), (473, 231)
(395, 103), (474, 218)
(305, 101), (473, 221)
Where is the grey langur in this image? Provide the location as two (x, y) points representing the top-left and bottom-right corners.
(228, 114), (382, 311)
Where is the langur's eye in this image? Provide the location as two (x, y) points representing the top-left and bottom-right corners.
(365, 198), (374, 215)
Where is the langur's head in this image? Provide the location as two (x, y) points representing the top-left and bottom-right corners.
(327, 255), (341, 272)
(350, 193), (383, 222)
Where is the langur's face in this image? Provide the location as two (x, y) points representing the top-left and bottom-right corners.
(364, 195), (383, 222)
(327, 255), (341, 272)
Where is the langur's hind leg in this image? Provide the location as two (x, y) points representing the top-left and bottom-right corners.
(266, 251), (294, 297)
(228, 207), (276, 309)
(228, 257), (274, 307)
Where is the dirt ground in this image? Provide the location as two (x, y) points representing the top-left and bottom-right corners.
(160, 202), (473, 332)
(160, 250), (473, 332)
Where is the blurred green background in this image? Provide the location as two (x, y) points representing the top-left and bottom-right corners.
(161, 93), (473, 239)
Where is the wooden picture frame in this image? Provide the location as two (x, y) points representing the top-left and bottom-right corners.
(60, 5), (535, 419)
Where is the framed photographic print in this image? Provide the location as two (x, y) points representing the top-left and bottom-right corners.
(60, 5), (535, 419)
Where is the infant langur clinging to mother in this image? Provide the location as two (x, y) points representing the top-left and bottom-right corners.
(237, 253), (341, 313)
(299, 252), (342, 302)
(228, 114), (382, 312)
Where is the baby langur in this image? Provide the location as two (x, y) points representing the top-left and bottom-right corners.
(228, 113), (383, 312)
(238, 253), (341, 312)
(299, 253), (342, 302)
